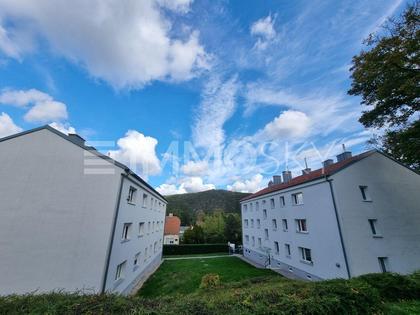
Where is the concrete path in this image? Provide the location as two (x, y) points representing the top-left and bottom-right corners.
(164, 254), (235, 261)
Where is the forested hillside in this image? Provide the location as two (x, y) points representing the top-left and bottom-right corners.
(165, 189), (250, 225)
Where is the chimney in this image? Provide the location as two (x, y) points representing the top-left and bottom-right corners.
(323, 159), (334, 168)
(169, 213), (173, 217)
(268, 180), (274, 187)
(273, 175), (282, 185)
(282, 170), (292, 183)
(302, 157), (311, 175)
(68, 133), (86, 146)
(336, 144), (352, 162)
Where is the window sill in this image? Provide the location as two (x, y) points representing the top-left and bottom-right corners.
(113, 278), (124, 288)
(297, 231), (309, 234)
(127, 202), (136, 206)
(272, 228), (277, 231)
(286, 254), (291, 259)
(138, 235), (144, 238)
(300, 260), (313, 266)
(362, 199), (372, 202)
(283, 229), (288, 232)
(121, 239), (130, 243)
(373, 235), (383, 238)
(292, 203), (304, 206)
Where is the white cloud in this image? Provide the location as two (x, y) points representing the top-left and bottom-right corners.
(108, 130), (161, 177)
(49, 122), (76, 135)
(156, 176), (215, 195)
(0, 0), (208, 89)
(0, 88), (69, 123)
(192, 75), (238, 150)
(227, 174), (264, 193)
(250, 14), (276, 50)
(0, 112), (22, 138)
(0, 23), (21, 59)
(181, 160), (208, 176)
(258, 110), (311, 140)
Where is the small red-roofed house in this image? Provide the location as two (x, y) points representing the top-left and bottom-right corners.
(164, 213), (181, 245)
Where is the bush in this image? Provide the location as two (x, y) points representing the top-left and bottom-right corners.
(357, 272), (420, 301)
(200, 274), (221, 289)
(163, 244), (228, 255)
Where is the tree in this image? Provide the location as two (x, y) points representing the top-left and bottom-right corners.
(348, 2), (420, 170)
(201, 211), (226, 243)
(183, 225), (205, 244)
(224, 213), (242, 244)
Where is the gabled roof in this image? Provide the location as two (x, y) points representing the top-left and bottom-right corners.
(0, 125), (167, 202)
(164, 215), (181, 235)
(241, 150), (377, 202)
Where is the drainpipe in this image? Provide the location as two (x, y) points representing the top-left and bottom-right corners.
(327, 178), (351, 279)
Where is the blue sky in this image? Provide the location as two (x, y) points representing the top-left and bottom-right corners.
(0, 0), (409, 194)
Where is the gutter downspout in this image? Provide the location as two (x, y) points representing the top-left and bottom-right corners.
(101, 174), (125, 294)
(327, 177), (351, 279)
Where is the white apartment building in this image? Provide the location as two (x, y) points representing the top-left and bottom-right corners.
(241, 150), (420, 281)
(0, 125), (167, 295)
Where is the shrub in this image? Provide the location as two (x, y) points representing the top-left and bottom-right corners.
(357, 272), (420, 301)
(163, 244), (228, 255)
(200, 274), (221, 289)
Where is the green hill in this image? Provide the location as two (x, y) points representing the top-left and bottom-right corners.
(165, 189), (250, 225)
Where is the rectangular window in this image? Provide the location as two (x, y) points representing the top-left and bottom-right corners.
(257, 219), (261, 229)
(285, 243), (291, 256)
(134, 252), (140, 266)
(148, 222), (151, 234)
(142, 193), (148, 207)
(256, 202), (259, 211)
(280, 196), (285, 207)
(270, 198), (275, 209)
(263, 209), (267, 219)
(368, 219), (379, 236)
(252, 236), (255, 246)
(127, 186), (137, 203)
(378, 257), (388, 273)
(244, 219), (249, 228)
(243, 204), (247, 212)
(152, 221), (155, 233)
(250, 203), (253, 211)
(264, 228), (269, 240)
(122, 223), (132, 240)
(299, 247), (312, 263)
(139, 222), (145, 236)
(144, 247), (148, 261)
(282, 219), (288, 231)
(250, 219), (254, 228)
(245, 235), (249, 244)
(154, 241), (158, 253)
(258, 237), (262, 247)
(296, 219), (308, 233)
(274, 241), (279, 254)
(292, 192), (304, 205)
(359, 186), (371, 201)
(115, 261), (126, 280)
(272, 219), (277, 230)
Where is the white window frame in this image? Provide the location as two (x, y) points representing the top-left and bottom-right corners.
(282, 219), (288, 231)
(270, 198), (275, 209)
(292, 192), (304, 205)
(134, 252), (140, 266)
(127, 186), (137, 204)
(115, 261), (126, 281)
(257, 219), (261, 229)
(274, 241), (280, 255)
(279, 196), (285, 207)
(285, 243), (291, 256)
(122, 223), (132, 240)
(359, 185), (372, 201)
(139, 222), (145, 236)
(299, 247), (312, 263)
(142, 193), (148, 208)
(244, 219), (249, 228)
(264, 228), (269, 240)
(296, 219), (308, 233)
(272, 219), (277, 230)
(263, 209), (267, 219)
(256, 202), (259, 211)
(378, 257), (388, 272)
(368, 219), (381, 237)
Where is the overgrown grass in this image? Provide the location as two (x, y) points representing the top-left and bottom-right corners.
(0, 259), (419, 315)
(139, 256), (278, 297)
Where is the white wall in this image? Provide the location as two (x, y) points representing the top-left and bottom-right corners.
(332, 152), (420, 276)
(241, 179), (349, 280)
(0, 129), (122, 295)
(105, 176), (166, 294)
(164, 235), (179, 245)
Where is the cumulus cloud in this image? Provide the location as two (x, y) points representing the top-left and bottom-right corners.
(227, 174), (264, 193)
(0, 0), (208, 89)
(192, 76), (238, 150)
(250, 14), (276, 50)
(156, 176), (215, 195)
(108, 130), (161, 177)
(0, 88), (69, 123)
(0, 112), (22, 138)
(258, 110), (311, 140)
(49, 122), (76, 135)
(181, 160), (209, 176)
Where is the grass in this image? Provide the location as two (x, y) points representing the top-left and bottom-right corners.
(383, 300), (420, 314)
(163, 252), (229, 258)
(138, 256), (279, 297)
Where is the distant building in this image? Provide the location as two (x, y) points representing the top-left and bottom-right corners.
(0, 126), (167, 295)
(179, 226), (190, 242)
(241, 150), (420, 281)
(164, 214), (181, 245)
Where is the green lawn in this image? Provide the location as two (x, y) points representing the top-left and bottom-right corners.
(383, 300), (420, 315)
(138, 256), (279, 297)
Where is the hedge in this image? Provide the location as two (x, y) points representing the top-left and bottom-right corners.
(163, 244), (228, 255)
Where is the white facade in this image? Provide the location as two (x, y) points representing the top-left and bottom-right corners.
(164, 235), (179, 245)
(241, 151), (420, 280)
(0, 126), (167, 295)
